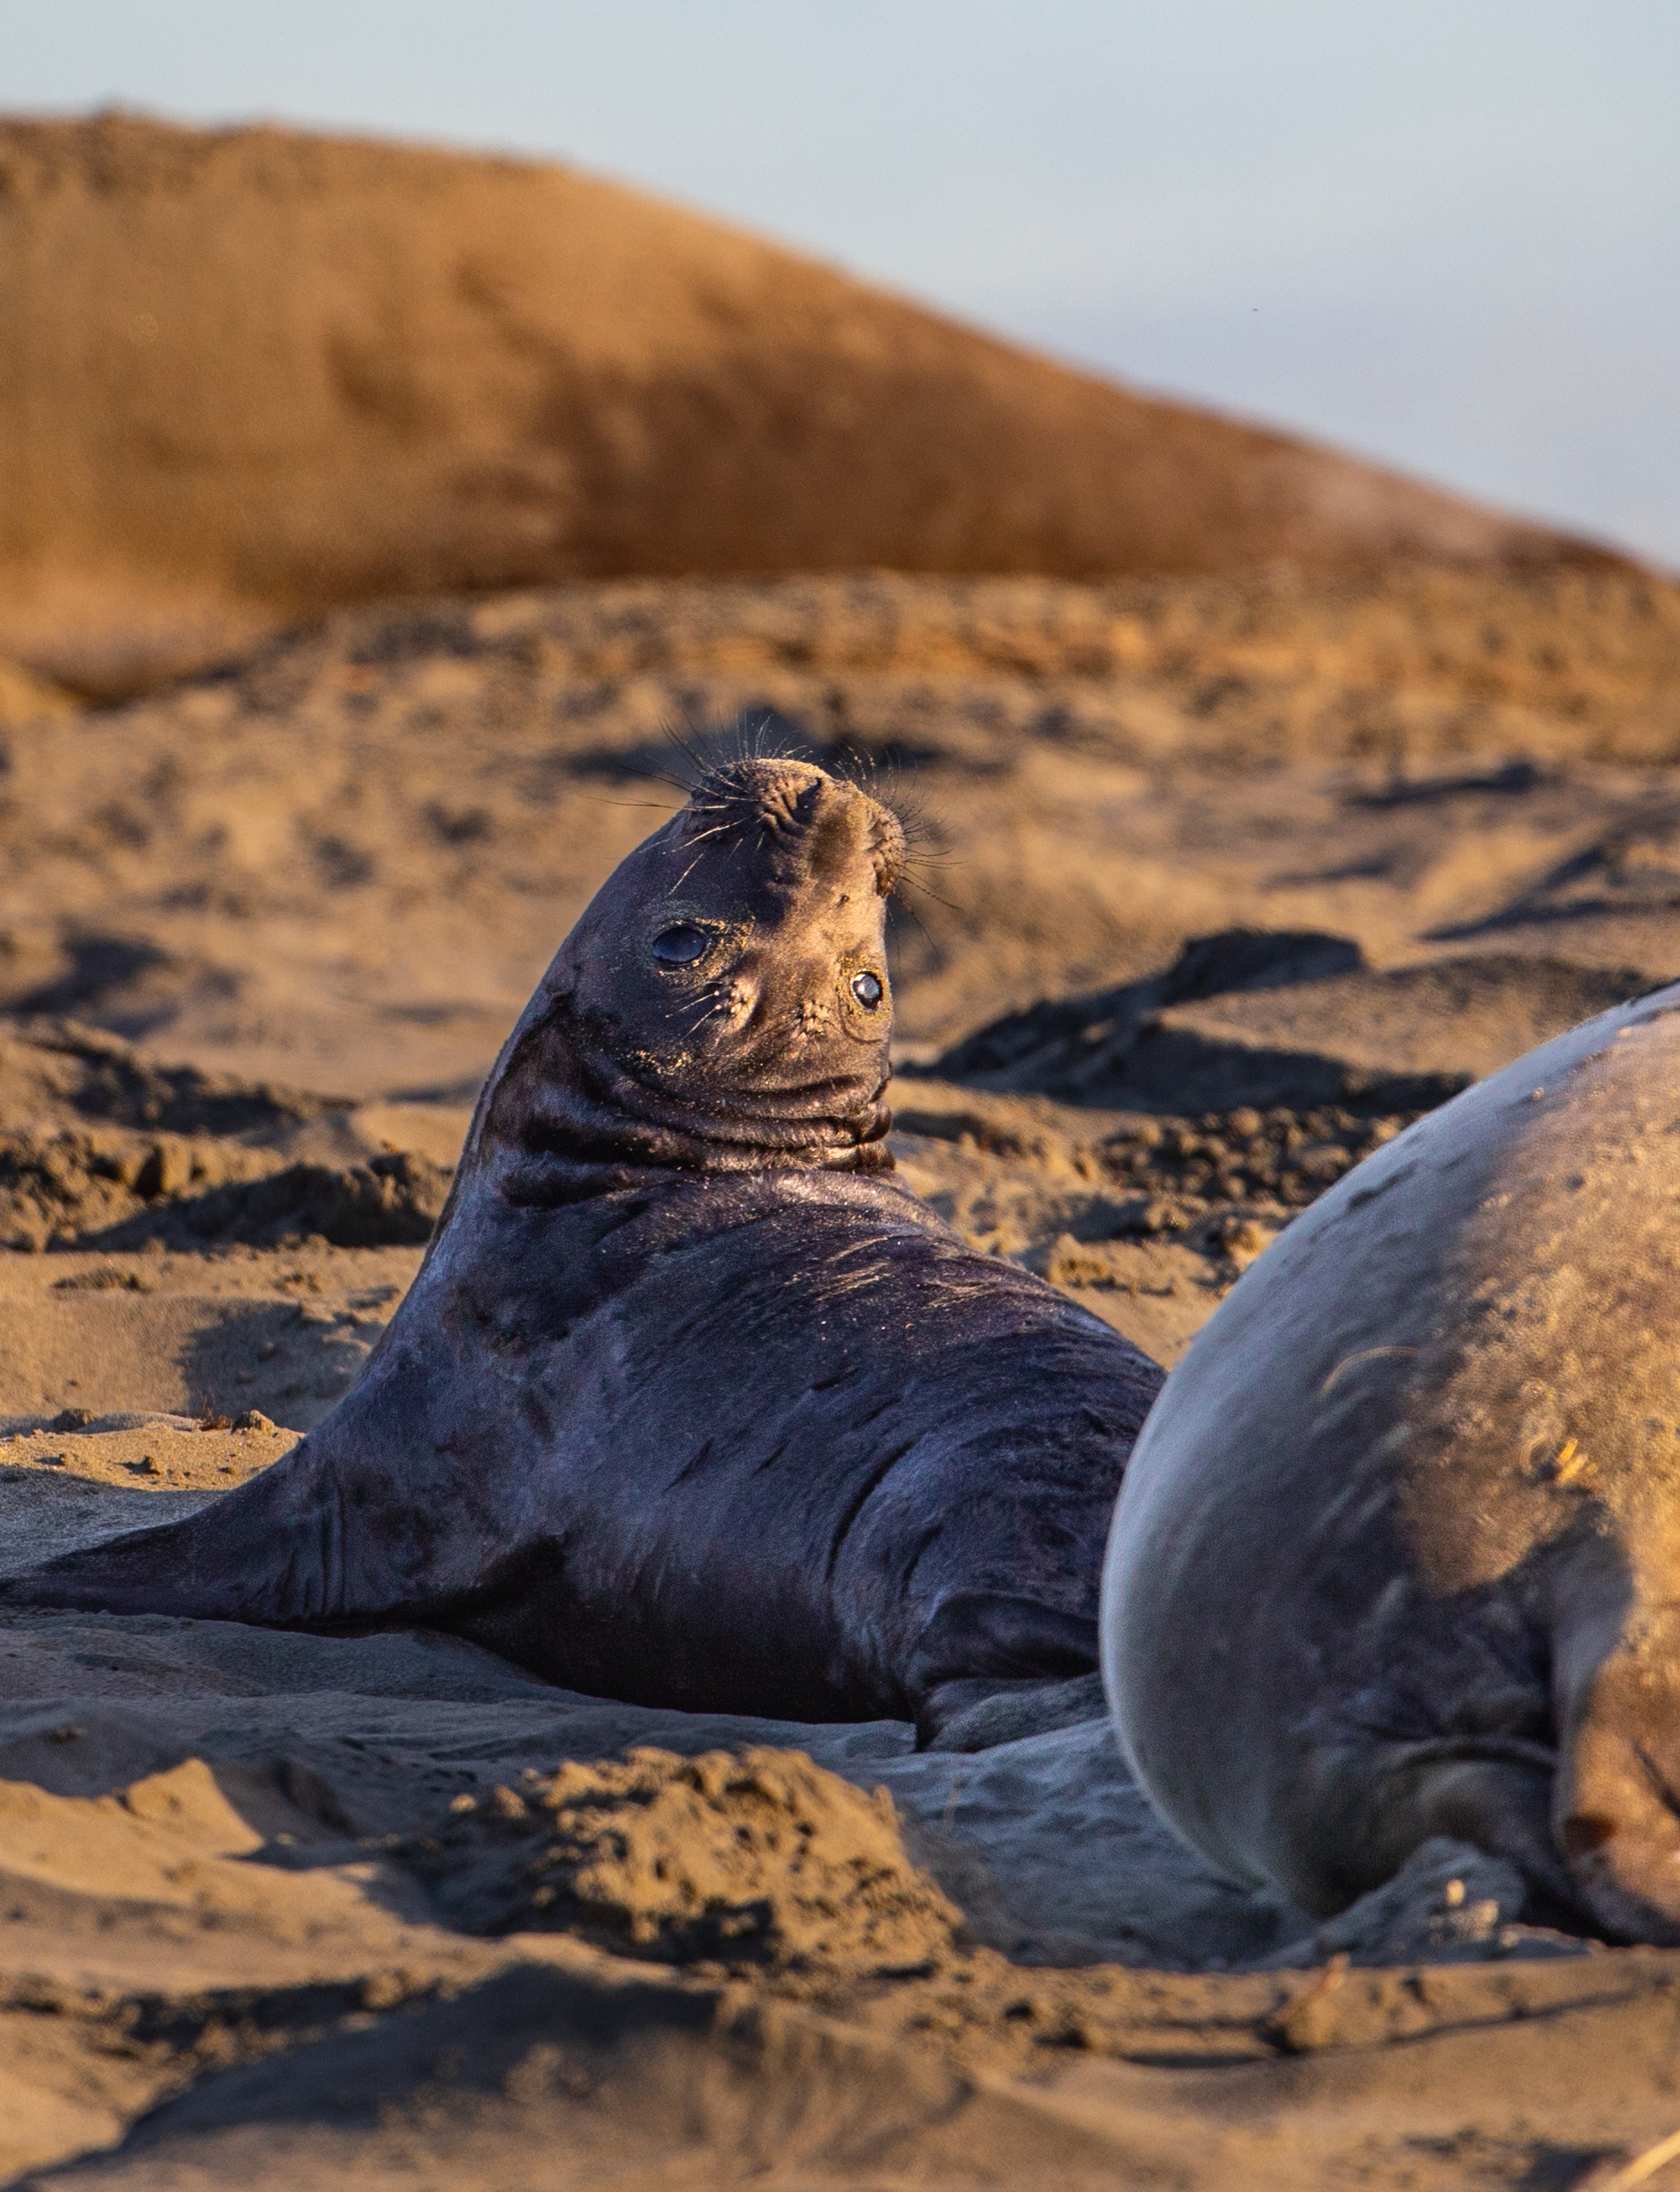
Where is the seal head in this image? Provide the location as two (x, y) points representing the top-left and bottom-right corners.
(484, 756), (904, 1184)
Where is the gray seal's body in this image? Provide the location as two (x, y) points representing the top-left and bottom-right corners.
(5, 757), (1161, 1740)
(1102, 978), (1680, 1941)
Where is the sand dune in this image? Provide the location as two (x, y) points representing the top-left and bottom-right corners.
(0, 113), (1627, 695)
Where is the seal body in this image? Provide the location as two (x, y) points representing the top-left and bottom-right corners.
(5, 758), (1160, 1737)
(1102, 979), (1680, 1942)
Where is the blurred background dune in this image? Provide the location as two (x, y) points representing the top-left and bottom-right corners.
(0, 74), (1672, 1101)
(0, 111), (1613, 700)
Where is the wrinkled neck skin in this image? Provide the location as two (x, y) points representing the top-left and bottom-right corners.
(478, 990), (892, 1205)
(455, 762), (904, 1213)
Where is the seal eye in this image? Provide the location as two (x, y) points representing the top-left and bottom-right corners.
(651, 924), (710, 968)
(850, 970), (884, 1011)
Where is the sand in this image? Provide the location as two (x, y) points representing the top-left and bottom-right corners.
(7, 564), (1680, 2180)
(0, 114), (1625, 697)
(4, 565), (1679, 1096)
(0, 1428), (1675, 2188)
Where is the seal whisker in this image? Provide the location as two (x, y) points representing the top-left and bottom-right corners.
(893, 869), (965, 920)
(586, 797), (689, 814)
(889, 890), (938, 963)
(665, 991), (731, 1034)
(1599, 2124), (1680, 2192)
(667, 851), (712, 894)
(660, 723), (715, 788)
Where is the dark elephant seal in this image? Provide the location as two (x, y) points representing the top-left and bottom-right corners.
(1102, 978), (1680, 1941)
(5, 756), (1161, 1741)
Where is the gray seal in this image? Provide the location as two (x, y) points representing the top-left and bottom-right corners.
(5, 757), (1161, 1742)
(1102, 978), (1680, 1941)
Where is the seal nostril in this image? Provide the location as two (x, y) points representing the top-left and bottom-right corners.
(1562, 1811), (1618, 1855)
(850, 971), (884, 1011)
(651, 924), (709, 967)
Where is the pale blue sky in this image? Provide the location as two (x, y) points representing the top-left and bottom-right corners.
(8, 2), (1678, 564)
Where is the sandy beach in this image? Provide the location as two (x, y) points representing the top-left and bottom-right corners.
(1, 555), (1679, 2183)
(1, 98), (1678, 2185)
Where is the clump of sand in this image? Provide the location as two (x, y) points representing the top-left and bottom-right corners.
(0, 1019), (452, 1250)
(932, 928), (1666, 1113)
(90, 1147), (452, 1253)
(0, 1124), (281, 1251)
(405, 1746), (961, 1972)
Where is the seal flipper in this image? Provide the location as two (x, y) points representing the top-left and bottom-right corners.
(1275, 1735), (1571, 1920)
(907, 1591), (1104, 1749)
(1551, 1599), (1680, 1944)
(917, 1672), (1110, 1753)
(1272, 1579), (1680, 1940)
(0, 1433), (440, 1630)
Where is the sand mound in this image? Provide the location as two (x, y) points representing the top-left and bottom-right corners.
(0, 1135), (443, 1259)
(0, 1018), (339, 1139)
(405, 1747), (961, 1973)
(85, 1149), (452, 1253)
(0, 1127), (283, 1252)
(893, 1080), (1411, 1291)
(0, 112), (1619, 695)
(934, 927), (1666, 1112)
(5, 568), (1680, 1089)
(1439, 797), (1680, 938)
(0, 1020), (449, 1251)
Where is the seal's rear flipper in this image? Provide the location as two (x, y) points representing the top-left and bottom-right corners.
(0, 1439), (418, 1630)
(917, 1671), (1109, 1752)
(907, 1591), (1102, 1750)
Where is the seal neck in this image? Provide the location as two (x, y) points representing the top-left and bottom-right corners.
(473, 992), (894, 1204)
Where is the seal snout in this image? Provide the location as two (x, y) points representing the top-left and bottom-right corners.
(681, 759), (905, 897)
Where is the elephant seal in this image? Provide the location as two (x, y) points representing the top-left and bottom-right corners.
(4, 755), (1161, 1741)
(1101, 977), (1680, 1942)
